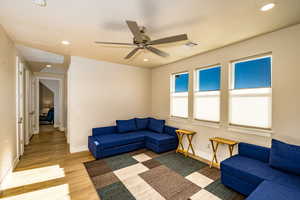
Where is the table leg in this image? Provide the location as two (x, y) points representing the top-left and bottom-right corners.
(187, 134), (195, 156)
(210, 141), (219, 168)
(176, 133), (184, 153)
(228, 144), (234, 157)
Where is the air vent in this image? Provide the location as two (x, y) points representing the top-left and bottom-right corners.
(33, 0), (47, 7)
(185, 41), (198, 47)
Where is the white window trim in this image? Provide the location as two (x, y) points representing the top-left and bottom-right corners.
(228, 125), (272, 137)
(229, 55), (272, 131)
(170, 71), (189, 118)
(193, 65), (221, 123)
(230, 55), (273, 89)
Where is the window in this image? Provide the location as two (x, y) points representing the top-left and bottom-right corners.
(170, 72), (189, 118)
(194, 66), (221, 122)
(229, 56), (272, 129)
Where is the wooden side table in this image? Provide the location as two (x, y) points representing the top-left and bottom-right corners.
(209, 137), (238, 168)
(175, 129), (196, 157)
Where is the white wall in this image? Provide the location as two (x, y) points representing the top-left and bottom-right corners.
(151, 24), (300, 161)
(40, 79), (60, 127)
(0, 25), (17, 185)
(68, 56), (151, 153)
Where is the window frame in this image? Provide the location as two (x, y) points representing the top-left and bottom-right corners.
(228, 54), (273, 130)
(170, 71), (189, 119)
(193, 64), (221, 123)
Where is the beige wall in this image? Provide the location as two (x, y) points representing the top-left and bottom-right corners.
(0, 25), (17, 183)
(39, 82), (54, 111)
(151, 24), (300, 161)
(68, 56), (152, 153)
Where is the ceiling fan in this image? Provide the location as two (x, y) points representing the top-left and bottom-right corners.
(95, 20), (188, 59)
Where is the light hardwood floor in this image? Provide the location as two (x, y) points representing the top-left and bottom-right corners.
(1, 125), (99, 200)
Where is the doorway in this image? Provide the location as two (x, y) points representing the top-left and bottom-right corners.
(35, 76), (65, 134)
(39, 80), (55, 127)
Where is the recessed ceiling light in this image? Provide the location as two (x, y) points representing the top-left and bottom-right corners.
(61, 40), (70, 45)
(260, 3), (275, 11)
(46, 64), (52, 68)
(143, 58), (149, 62)
(33, 0), (47, 7)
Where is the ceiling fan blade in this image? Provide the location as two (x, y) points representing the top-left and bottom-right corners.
(95, 41), (135, 46)
(124, 47), (141, 59)
(148, 34), (188, 45)
(145, 46), (169, 57)
(126, 20), (143, 42)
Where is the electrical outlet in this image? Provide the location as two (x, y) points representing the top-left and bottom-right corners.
(207, 144), (210, 149)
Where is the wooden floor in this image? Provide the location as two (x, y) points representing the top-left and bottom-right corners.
(1, 125), (99, 200)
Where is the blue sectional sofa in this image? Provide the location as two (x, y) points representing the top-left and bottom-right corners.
(221, 140), (300, 200)
(88, 118), (178, 159)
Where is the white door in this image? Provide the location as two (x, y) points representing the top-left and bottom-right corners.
(24, 69), (33, 145)
(29, 76), (36, 139)
(16, 57), (25, 157)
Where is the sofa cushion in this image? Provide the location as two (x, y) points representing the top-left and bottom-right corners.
(145, 132), (177, 146)
(221, 155), (285, 187)
(92, 126), (117, 136)
(135, 131), (177, 146)
(116, 119), (137, 133)
(135, 118), (149, 130)
(239, 142), (270, 163)
(94, 133), (144, 149)
(246, 181), (300, 200)
(148, 118), (165, 133)
(269, 139), (300, 176)
(272, 171), (300, 190)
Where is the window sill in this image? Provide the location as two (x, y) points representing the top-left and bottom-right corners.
(168, 116), (189, 123)
(228, 125), (272, 137)
(192, 119), (221, 129)
(169, 115), (188, 120)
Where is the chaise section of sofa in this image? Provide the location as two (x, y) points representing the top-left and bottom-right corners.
(220, 141), (300, 199)
(246, 180), (300, 200)
(88, 118), (178, 159)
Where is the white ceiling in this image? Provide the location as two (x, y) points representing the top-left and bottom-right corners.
(1, 0), (300, 68)
(16, 45), (64, 64)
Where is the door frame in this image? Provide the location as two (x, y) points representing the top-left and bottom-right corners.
(16, 56), (25, 157)
(34, 74), (65, 134)
(24, 69), (35, 145)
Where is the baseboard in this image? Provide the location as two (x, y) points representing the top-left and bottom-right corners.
(53, 124), (59, 128)
(33, 129), (39, 134)
(0, 156), (19, 193)
(59, 127), (65, 132)
(177, 149), (219, 169)
(69, 145), (88, 153)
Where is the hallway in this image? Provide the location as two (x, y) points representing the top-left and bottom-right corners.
(1, 126), (99, 200)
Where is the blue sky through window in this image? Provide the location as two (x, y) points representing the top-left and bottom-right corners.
(175, 73), (189, 92)
(234, 57), (271, 89)
(198, 66), (221, 91)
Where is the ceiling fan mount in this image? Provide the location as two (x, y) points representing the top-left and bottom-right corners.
(95, 20), (188, 60)
(133, 28), (151, 45)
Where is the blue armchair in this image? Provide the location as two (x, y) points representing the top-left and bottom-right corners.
(40, 107), (54, 124)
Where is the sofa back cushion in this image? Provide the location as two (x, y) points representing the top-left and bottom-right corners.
(148, 118), (165, 133)
(239, 142), (270, 163)
(269, 139), (300, 175)
(135, 118), (149, 130)
(116, 119), (137, 133)
(92, 126), (118, 136)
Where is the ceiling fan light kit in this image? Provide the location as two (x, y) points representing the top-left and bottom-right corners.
(95, 20), (189, 60)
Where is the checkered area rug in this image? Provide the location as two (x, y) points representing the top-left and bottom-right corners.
(84, 149), (245, 200)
